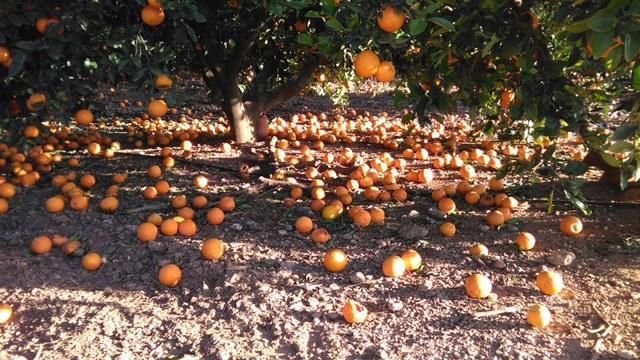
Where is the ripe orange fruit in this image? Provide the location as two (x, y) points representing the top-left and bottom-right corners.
(311, 187), (325, 200)
(192, 195), (208, 209)
(440, 222), (456, 237)
(322, 204), (341, 221)
(560, 216), (582, 237)
(370, 207), (385, 224)
(141, 5), (165, 27)
(431, 188), (446, 202)
(0, 303), (12, 324)
(516, 232), (536, 251)
(69, 196), (89, 211)
(26, 93), (46, 112)
(154, 74), (173, 89)
(171, 195), (188, 209)
(354, 50), (380, 78)
(158, 264), (182, 287)
(486, 210), (505, 227)
(205, 207), (224, 226)
(294, 20), (306, 32)
(465, 191), (480, 205)
(501, 196), (518, 209)
(377, 6), (405, 33)
(112, 173), (127, 184)
(291, 187), (304, 199)
(0, 198), (7, 214)
(143, 186), (158, 200)
(527, 304), (552, 328)
(31, 236), (53, 255)
(218, 196), (235, 212)
(62, 240), (82, 256)
(295, 216), (314, 235)
(147, 165), (162, 178)
(489, 177), (504, 191)
(0, 183), (16, 199)
(147, 213), (163, 226)
(438, 197), (456, 214)
(465, 273), (492, 298)
(392, 188), (407, 202)
(311, 228), (331, 244)
(201, 238), (225, 260)
(310, 199), (326, 212)
(178, 219), (197, 236)
(82, 252), (103, 272)
(0, 47), (9, 63)
(45, 196), (65, 213)
(75, 109), (94, 126)
(160, 219), (179, 236)
(353, 210), (372, 228)
(51, 235), (68, 247)
(193, 175), (208, 189)
(400, 249), (422, 271)
(23, 125), (40, 138)
(99, 196), (119, 213)
(323, 248), (348, 272)
(536, 270), (564, 295)
(87, 142), (101, 155)
(80, 174), (96, 190)
(137, 222), (158, 242)
(469, 244), (489, 257)
(177, 207), (195, 219)
(155, 180), (170, 194)
(382, 255), (406, 277)
(342, 299), (367, 324)
(375, 61), (396, 82)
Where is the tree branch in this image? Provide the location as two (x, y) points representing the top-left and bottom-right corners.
(256, 56), (320, 113)
(228, 31), (259, 76)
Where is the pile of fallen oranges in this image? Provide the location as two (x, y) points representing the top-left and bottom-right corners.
(0, 89), (587, 330)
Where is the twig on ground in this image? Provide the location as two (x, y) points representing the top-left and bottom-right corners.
(524, 198), (639, 207)
(125, 203), (167, 214)
(258, 176), (307, 188)
(472, 306), (520, 318)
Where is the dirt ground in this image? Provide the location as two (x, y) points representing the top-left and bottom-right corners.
(0, 82), (639, 360)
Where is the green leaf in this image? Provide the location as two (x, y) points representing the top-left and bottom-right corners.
(588, 9), (618, 32)
(482, 34), (501, 57)
(6, 51), (26, 80)
(423, 2), (443, 15)
(608, 0), (632, 10)
(563, 161), (589, 176)
(609, 140), (635, 153)
(427, 17), (454, 32)
(269, 2), (284, 16)
(325, 18), (345, 32)
(591, 30), (614, 58)
(564, 188), (592, 215)
(348, 14), (360, 30)
(322, 0), (336, 16)
(305, 10), (321, 18)
(612, 124), (639, 140)
(297, 33), (313, 45)
(565, 19), (590, 33)
(633, 65), (640, 91)
(14, 41), (43, 51)
(625, 31), (640, 61)
(408, 19), (427, 35)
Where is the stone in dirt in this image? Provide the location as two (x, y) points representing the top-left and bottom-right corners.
(386, 299), (403, 312)
(350, 272), (366, 284)
(398, 223), (430, 240)
(547, 250), (576, 267)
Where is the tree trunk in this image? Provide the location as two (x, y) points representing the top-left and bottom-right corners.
(227, 98), (256, 144)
